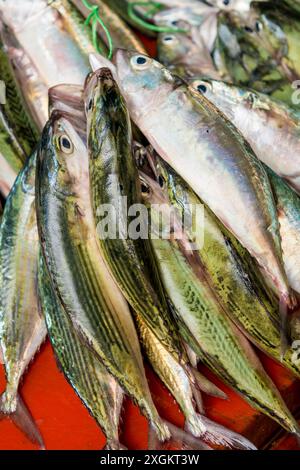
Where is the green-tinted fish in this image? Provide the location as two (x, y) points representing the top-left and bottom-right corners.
(136, 313), (256, 450)
(71, 0), (147, 53)
(0, 150), (46, 447)
(214, 7), (300, 106)
(0, 27), (39, 162)
(85, 68), (188, 368)
(111, 50), (293, 311)
(146, 150), (300, 376)
(139, 166), (300, 437)
(0, 0), (96, 129)
(36, 110), (171, 443)
(38, 256), (125, 450)
(189, 78), (300, 194)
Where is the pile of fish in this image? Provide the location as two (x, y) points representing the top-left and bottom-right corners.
(0, 0), (300, 451)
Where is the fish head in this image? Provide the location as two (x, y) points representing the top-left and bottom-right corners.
(40, 110), (89, 198)
(189, 77), (242, 113)
(84, 67), (130, 151)
(113, 49), (181, 122)
(157, 32), (195, 66)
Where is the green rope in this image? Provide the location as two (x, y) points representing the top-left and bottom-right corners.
(82, 0), (113, 59)
(128, 2), (187, 33)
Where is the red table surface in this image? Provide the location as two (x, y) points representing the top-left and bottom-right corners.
(0, 34), (299, 451)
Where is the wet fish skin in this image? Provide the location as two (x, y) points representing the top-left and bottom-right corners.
(189, 78), (300, 194)
(136, 312), (256, 450)
(139, 168), (300, 437)
(112, 49), (292, 308)
(0, 27), (39, 161)
(0, 149), (46, 446)
(152, 153), (300, 379)
(38, 255), (125, 450)
(188, 77), (300, 295)
(85, 68), (186, 366)
(36, 111), (170, 442)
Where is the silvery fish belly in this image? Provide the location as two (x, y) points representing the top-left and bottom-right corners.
(113, 50), (292, 308)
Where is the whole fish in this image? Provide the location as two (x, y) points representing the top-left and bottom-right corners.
(36, 110), (170, 443)
(136, 313), (256, 450)
(214, 8), (300, 106)
(145, 150), (300, 377)
(0, 0), (96, 129)
(38, 256), (125, 450)
(157, 29), (220, 79)
(71, 0), (147, 53)
(188, 77), (300, 294)
(110, 50), (293, 313)
(139, 168), (300, 437)
(85, 68), (189, 369)
(189, 78), (300, 194)
(0, 150), (46, 447)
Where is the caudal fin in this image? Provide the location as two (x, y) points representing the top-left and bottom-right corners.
(0, 392), (45, 449)
(189, 367), (227, 400)
(186, 413), (256, 450)
(148, 421), (212, 451)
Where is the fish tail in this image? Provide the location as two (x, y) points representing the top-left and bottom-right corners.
(0, 392), (45, 449)
(185, 414), (256, 450)
(188, 366), (228, 400)
(148, 421), (212, 451)
(105, 440), (127, 450)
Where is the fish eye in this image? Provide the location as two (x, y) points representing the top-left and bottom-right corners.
(255, 21), (262, 32)
(162, 35), (177, 45)
(58, 134), (73, 154)
(223, 0), (230, 5)
(158, 175), (165, 188)
(87, 98), (93, 111)
(131, 55), (150, 70)
(141, 182), (150, 194)
(244, 26), (253, 33)
(193, 80), (209, 94)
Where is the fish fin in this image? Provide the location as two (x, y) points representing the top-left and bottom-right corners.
(105, 441), (127, 450)
(148, 421), (211, 450)
(189, 366), (228, 400)
(185, 414), (256, 450)
(280, 295), (290, 360)
(0, 392), (45, 449)
(191, 384), (204, 414)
